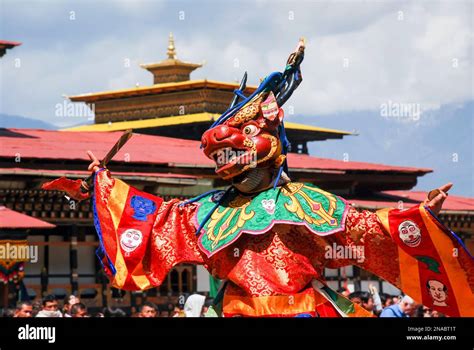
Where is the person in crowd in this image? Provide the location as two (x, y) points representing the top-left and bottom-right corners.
(70, 303), (88, 318)
(36, 295), (63, 317)
(13, 301), (33, 318)
(103, 306), (127, 317)
(138, 301), (158, 318)
(348, 291), (362, 304)
(63, 294), (80, 317)
(201, 305), (209, 317)
(1, 308), (15, 317)
(413, 304), (425, 317)
(380, 295), (415, 317)
(380, 293), (394, 308)
(183, 294), (206, 317)
(31, 300), (42, 317)
(431, 310), (446, 317)
(421, 306), (433, 317)
(172, 306), (185, 317)
(360, 292), (375, 313)
(166, 302), (175, 315)
(368, 284), (383, 316)
(348, 291), (374, 313)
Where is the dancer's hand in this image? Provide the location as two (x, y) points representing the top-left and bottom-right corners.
(87, 151), (100, 173)
(424, 183), (453, 215)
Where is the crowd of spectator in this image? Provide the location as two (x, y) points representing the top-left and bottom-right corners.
(2, 293), (214, 318)
(345, 284), (445, 317)
(2, 284), (444, 318)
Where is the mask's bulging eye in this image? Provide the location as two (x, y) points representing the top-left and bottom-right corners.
(243, 124), (259, 137)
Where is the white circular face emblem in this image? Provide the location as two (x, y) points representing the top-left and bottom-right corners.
(398, 220), (421, 247)
(120, 229), (143, 253)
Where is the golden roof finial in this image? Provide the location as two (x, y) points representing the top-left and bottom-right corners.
(167, 32), (177, 60)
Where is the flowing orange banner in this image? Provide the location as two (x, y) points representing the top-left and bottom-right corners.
(378, 204), (474, 317)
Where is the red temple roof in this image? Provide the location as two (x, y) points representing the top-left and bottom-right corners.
(0, 206), (55, 229)
(349, 191), (474, 212)
(0, 128), (432, 175)
(0, 168), (197, 179)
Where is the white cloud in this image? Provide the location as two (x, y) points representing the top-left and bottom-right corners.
(0, 1), (472, 127)
(288, 2), (473, 116)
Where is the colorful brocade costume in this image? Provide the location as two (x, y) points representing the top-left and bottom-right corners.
(92, 169), (474, 317)
(44, 40), (474, 317)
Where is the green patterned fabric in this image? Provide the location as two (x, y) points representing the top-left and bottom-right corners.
(195, 182), (348, 257)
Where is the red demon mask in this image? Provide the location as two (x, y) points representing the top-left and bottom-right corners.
(201, 92), (287, 181)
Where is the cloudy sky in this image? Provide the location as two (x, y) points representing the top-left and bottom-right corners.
(1, 0), (472, 195)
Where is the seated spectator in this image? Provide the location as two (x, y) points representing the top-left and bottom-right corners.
(166, 302), (175, 314)
(360, 292), (375, 313)
(380, 295), (415, 318)
(70, 303), (88, 318)
(431, 310), (446, 317)
(422, 306), (433, 317)
(172, 306), (185, 317)
(13, 301), (33, 318)
(1, 307), (15, 317)
(349, 291), (375, 313)
(138, 301), (158, 318)
(63, 294), (80, 317)
(31, 300), (42, 317)
(184, 294), (206, 317)
(348, 291), (362, 304)
(36, 295), (63, 317)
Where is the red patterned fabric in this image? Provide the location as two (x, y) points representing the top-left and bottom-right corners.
(326, 207), (401, 286)
(92, 169), (203, 290)
(41, 177), (90, 201)
(147, 198), (204, 285)
(93, 171), (453, 316)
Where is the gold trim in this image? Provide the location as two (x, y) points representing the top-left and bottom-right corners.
(282, 183), (338, 226)
(205, 197), (254, 249)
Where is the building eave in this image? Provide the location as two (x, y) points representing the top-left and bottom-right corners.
(67, 80), (258, 102)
